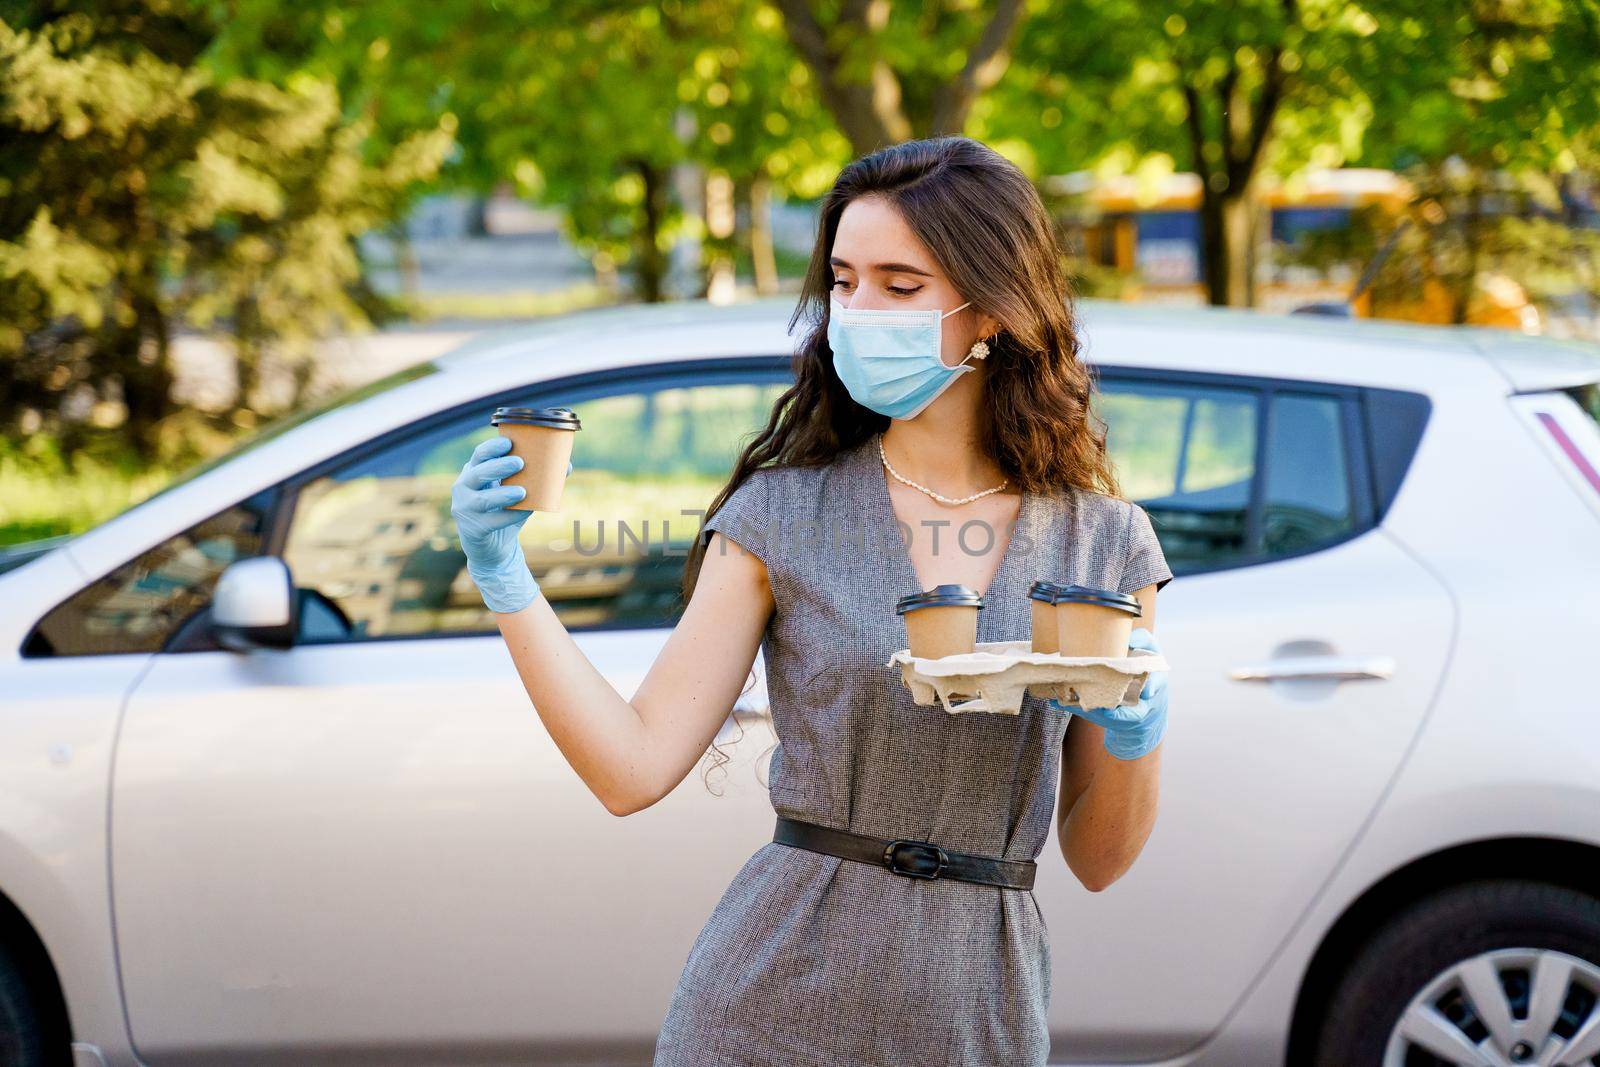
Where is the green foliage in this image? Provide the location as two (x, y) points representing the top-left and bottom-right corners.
(0, 429), (193, 544)
(1358, 0), (1600, 173)
(0, 0), (452, 460)
(416, 0), (839, 299)
(997, 0), (1598, 184)
(994, 0), (1351, 180)
(991, 0), (1599, 306)
(3, 0), (1598, 523)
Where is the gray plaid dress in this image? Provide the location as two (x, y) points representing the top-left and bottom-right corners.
(653, 437), (1173, 1066)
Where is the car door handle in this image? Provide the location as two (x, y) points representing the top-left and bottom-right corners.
(1229, 655), (1397, 683)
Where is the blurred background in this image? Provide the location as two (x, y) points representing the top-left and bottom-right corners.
(3, 0), (1598, 547)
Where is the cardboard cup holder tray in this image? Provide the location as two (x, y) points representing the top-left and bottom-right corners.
(886, 640), (1169, 715)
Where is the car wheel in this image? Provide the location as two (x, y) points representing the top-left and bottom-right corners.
(0, 939), (49, 1067)
(1312, 880), (1600, 1067)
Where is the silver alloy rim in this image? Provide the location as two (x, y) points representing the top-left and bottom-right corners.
(1384, 948), (1600, 1066)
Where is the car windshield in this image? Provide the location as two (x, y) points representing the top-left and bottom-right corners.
(103, 361), (442, 524)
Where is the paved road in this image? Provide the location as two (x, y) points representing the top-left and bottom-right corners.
(170, 322), (496, 413)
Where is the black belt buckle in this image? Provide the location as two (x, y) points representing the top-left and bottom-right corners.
(882, 838), (949, 880)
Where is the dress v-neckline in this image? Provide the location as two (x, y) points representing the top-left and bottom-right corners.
(859, 437), (1035, 601)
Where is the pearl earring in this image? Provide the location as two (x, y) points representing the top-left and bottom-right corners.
(967, 337), (991, 360)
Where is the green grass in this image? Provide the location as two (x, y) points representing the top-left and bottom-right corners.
(0, 286), (628, 549)
(0, 451), (182, 547)
(405, 283), (619, 322)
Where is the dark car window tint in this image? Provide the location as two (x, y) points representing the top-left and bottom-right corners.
(1568, 383), (1600, 430)
(22, 495), (271, 657)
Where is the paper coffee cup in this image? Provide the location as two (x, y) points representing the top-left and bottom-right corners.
(489, 406), (581, 512)
(1050, 585), (1141, 659)
(1028, 580), (1071, 654)
(896, 584), (983, 659)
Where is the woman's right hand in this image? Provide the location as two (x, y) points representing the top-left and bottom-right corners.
(451, 436), (540, 614)
(1045, 626), (1169, 760)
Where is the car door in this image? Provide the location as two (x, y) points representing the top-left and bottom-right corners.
(112, 360), (790, 1064)
(1039, 371), (1454, 1060)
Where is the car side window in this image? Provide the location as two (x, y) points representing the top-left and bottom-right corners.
(1261, 393), (1355, 553)
(1099, 381), (1259, 571)
(280, 374), (790, 641)
(1098, 377), (1360, 573)
(21, 493), (273, 657)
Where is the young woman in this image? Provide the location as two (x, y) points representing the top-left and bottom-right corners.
(450, 135), (1174, 1066)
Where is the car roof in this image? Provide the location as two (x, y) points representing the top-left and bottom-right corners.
(434, 296), (1600, 396)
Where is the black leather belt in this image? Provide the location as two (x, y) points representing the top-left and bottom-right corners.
(773, 816), (1036, 890)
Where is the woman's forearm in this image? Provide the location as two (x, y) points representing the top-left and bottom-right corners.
(1058, 743), (1162, 892)
(495, 594), (655, 814)
(489, 535), (773, 817)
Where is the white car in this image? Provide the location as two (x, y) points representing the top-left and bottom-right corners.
(2, 298), (1599, 1067)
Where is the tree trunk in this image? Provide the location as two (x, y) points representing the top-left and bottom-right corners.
(289, 355), (317, 412)
(116, 273), (175, 462)
(391, 224), (421, 303)
(703, 169), (737, 304)
(1199, 189), (1256, 307)
(1461, 182), (1485, 325)
(634, 160), (669, 303)
(772, 0), (1027, 155)
(1177, 9), (1294, 310)
(116, 173), (175, 460)
(233, 295), (263, 421)
(748, 173), (779, 297)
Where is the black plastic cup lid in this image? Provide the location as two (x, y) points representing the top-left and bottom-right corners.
(1048, 584), (1141, 616)
(490, 406), (582, 430)
(895, 583), (984, 614)
(1027, 580), (1073, 603)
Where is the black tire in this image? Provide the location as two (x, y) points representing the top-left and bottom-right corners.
(1310, 879), (1600, 1067)
(0, 938), (48, 1067)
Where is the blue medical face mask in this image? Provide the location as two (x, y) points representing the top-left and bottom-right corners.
(827, 296), (984, 420)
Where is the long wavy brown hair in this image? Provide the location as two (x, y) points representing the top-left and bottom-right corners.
(686, 135), (1123, 794)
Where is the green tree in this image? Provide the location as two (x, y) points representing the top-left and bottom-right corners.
(424, 0), (838, 303)
(770, 0), (1030, 154)
(0, 1), (451, 460)
(1359, 0), (1600, 175)
(426, 1), (700, 302)
(1296, 0), (1600, 325)
(999, 0), (1599, 310)
(1004, 0), (1372, 307)
(675, 0), (842, 298)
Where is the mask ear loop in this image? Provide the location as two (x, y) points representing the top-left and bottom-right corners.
(939, 301), (988, 369)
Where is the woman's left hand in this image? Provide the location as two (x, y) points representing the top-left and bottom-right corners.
(450, 436), (575, 615)
(1045, 626), (1169, 760)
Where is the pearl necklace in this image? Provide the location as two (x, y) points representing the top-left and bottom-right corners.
(877, 434), (1009, 506)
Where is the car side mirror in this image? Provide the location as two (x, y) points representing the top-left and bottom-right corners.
(211, 557), (297, 652)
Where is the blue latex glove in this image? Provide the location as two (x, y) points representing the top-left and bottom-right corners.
(1046, 626), (1169, 760)
(450, 435), (572, 614)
